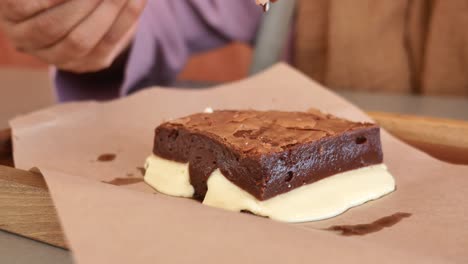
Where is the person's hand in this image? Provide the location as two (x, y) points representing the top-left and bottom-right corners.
(0, 0), (147, 73)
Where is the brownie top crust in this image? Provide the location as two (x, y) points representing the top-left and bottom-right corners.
(163, 110), (374, 155)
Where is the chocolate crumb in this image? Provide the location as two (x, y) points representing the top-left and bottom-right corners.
(102, 178), (144, 186)
(97, 153), (116, 162)
(328, 212), (412, 236)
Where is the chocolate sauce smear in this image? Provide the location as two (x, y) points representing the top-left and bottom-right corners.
(102, 178), (144, 186)
(0, 129), (13, 167)
(137, 167), (146, 176)
(97, 153), (116, 162)
(328, 212), (412, 236)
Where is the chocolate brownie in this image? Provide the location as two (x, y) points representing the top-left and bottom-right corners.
(153, 110), (383, 201)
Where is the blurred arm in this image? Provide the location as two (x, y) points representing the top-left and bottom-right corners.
(55, 1), (263, 102)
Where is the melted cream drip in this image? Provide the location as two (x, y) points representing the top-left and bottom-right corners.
(204, 165), (395, 222)
(144, 155), (395, 222)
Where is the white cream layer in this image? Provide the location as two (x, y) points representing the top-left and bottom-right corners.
(144, 155), (395, 222)
(144, 155), (194, 197)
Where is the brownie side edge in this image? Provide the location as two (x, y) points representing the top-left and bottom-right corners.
(153, 124), (264, 200)
(153, 124), (383, 201)
(258, 125), (383, 200)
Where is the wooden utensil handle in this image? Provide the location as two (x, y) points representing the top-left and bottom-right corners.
(369, 112), (468, 165)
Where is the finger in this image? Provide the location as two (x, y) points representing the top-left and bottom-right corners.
(59, 23), (137, 73)
(0, 0), (69, 22)
(7, 0), (103, 50)
(33, 0), (130, 66)
(60, 0), (146, 73)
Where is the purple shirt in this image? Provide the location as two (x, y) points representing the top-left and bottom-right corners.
(55, 1), (263, 102)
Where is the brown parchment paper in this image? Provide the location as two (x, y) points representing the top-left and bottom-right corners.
(10, 64), (468, 263)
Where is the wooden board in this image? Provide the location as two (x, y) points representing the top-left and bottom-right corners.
(0, 165), (67, 249)
(0, 112), (467, 250)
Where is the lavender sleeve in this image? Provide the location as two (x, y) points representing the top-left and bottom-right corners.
(55, 1), (263, 102)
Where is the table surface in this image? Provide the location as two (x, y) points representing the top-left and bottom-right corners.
(0, 70), (467, 264)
